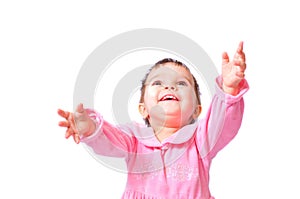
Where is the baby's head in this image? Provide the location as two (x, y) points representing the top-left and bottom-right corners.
(139, 58), (202, 128)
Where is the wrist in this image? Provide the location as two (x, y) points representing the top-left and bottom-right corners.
(222, 83), (240, 96)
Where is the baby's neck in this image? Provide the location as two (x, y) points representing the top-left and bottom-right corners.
(153, 126), (180, 142)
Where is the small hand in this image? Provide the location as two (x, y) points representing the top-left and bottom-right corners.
(58, 104), (95, 144)
(58, 108), (80, 144)
(222, 41), (247, 95)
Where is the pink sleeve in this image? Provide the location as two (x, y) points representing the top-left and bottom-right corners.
(80, 110), (136, 158)
(197, 76), (249, 159)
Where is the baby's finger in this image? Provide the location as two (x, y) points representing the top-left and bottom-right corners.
(73, 133), (81, 144)
(65, 128), (75, 139)
(69, 114), (79, 133)
(57, 109), (69, 119)
(222, 52), (230, 65)
(74, 103), (88, 122)
(237, 41), (244, 53)
(234, 59), (246, 72)
(235, 43), (246, 62)
(58, 121), (69, 127)
(76, 103), (85, 113)
(234, 51), (245, 61)
(236, 70), (245, 79)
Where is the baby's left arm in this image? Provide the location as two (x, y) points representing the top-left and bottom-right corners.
(221, 41), (247, 96)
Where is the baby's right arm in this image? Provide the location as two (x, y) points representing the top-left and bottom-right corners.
(58, 103), (96, 144)
(58, 104), (136, 158)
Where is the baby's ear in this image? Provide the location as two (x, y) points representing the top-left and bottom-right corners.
(193, 105), (202, 119)
(138, 103), (149, 119)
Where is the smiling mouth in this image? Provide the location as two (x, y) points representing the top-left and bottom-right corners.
(159, 94), (179, 101)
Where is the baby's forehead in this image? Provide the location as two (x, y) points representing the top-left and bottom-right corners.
(147, 63), (194, 80)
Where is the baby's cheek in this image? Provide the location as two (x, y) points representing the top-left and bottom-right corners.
(144, 87), (156, 97)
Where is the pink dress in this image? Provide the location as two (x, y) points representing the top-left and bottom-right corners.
(81, 78), (249, 199)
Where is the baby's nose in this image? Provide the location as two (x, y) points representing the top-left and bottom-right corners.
(164, 85), (176, 90)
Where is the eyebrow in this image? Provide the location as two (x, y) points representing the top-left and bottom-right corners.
(145, 74), (160, 84)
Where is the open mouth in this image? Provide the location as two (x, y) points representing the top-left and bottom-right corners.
(159, 94), (179, 101)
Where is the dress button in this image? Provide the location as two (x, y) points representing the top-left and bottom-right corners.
(161, 143), (169, 150)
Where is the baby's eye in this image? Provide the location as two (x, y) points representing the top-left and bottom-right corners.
(177, 81), (188, 86)
(152, 80), (162, 86)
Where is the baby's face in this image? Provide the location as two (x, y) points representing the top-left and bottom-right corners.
(139, 63), (201, 128)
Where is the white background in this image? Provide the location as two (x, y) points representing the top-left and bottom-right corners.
(1, 0), (299, 198)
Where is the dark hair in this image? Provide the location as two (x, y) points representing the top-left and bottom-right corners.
(139, 58), (201, 126)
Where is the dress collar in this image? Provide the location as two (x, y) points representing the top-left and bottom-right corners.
(133, 121), (199, 147)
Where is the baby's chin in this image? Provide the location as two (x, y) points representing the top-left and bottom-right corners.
(148, 104), (194, 125)
(149, 106), (180, 120)
(149, 113), (191, 128)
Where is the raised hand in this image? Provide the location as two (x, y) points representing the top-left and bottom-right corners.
(58, 103), (95, 144)
(221, 41), (247, 95)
